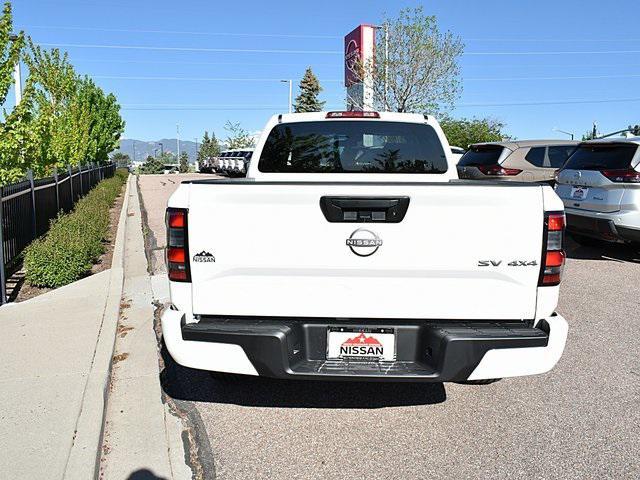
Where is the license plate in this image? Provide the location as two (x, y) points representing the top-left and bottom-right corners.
(327, 327), (396, 361)
(571, 186), (589, 200)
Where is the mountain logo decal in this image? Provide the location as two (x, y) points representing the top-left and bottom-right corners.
(339, 333), (383, 357)
(193, 251), (216, 263)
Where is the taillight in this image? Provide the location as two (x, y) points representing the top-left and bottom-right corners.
(539, 212), (565, 286)
(601, 168), (640, 183)
(166, 208), (190, 282)
(477, 165), (522, 176)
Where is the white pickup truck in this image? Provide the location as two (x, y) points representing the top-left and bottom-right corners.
(162, 111), (569, 383)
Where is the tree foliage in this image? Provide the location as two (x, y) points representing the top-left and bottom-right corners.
(179, 151), (189, 173)
(224, 121), (255, 149)
(294, 67), (325, 112)
(351, 6), (464, 113)
(139, 155), (164, 174)
(111, 152), (131, 168)
(440, 117), (509, 148)
(197, 131), (220, 167)
(0, 2), (125, 184)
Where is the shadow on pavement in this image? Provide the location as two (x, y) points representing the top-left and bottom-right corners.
(565, 239), (640, 263)
(127, 469), (168, 480)
(159, 342), (446, 409)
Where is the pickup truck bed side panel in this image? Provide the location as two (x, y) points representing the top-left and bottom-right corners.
(184, 182), (544, 320)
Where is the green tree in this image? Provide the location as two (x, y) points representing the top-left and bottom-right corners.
(352, 6), (464, 113)
(224, 121), (255, 149)
(197, 131), (220, 168)
(111, 152), (131, 168)
(0, 1), (33, 183)
(178, 151), (189, 173)
(294, 67), (325, 112)
(439, 117), (509, 148)
(139, 155), (164, 174)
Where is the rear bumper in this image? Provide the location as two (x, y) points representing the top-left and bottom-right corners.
(161, 311), (568, 382)
(566, 210), (640, 243)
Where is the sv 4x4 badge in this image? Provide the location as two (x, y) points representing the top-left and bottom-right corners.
(478, 260), (538, 267)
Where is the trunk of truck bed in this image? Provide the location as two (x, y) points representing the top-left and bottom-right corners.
(185, 180), (545, 321)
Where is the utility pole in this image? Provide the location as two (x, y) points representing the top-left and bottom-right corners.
(176, 124), (181, 160)
(280, 79), (292, 113)
(8, 34), (22, 105)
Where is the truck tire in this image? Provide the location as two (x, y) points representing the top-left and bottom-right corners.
(208, 371), (243, 383)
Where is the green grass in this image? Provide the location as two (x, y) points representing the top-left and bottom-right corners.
(24, 168), (129, 288)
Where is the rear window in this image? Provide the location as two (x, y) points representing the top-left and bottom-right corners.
(548, 145), (577, 168)
(563, 143), (638, 170)
(258, 121), (447, 174)
(458, 145), (505, 166)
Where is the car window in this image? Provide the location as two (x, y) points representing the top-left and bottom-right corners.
(258, 121), (447, 174)
(524, 147), (546, 167)
(563, 143), (638, 170)
(458, 145), (505, 166)
(548, 145), (577, 169)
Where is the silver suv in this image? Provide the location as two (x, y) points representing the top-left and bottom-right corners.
(555, 137), (640, 247)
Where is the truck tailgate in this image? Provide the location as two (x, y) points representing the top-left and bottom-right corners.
(186, 182), (544, 320)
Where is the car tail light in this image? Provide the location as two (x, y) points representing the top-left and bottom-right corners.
(539, 212), (565, 286)
(477, 165), (522, 176)
(601, 168), (640, 183)
(325, 111), (380, 118)
(166, 208), (191, 282)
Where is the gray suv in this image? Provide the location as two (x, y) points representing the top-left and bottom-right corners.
(555, 138), (640, 247)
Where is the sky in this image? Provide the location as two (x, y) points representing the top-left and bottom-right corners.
(12, 0), (640, 151)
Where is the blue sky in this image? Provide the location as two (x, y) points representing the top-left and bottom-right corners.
(13, 0), (640, 147)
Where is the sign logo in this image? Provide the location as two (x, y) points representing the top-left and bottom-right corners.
(346, 228), (383, 257)
(340, 333), (383, 357)
(193, 251), (215, 263)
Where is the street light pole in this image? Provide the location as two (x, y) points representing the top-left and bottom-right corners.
(176, 124), (180, 160)
(280, 79), (292, 113)
(552, 128), (575, 140)
(8, 34), (21, 105)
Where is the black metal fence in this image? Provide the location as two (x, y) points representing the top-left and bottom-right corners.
(0, 163), (116, 304)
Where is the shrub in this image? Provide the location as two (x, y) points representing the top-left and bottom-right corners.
(24, 168), (129, 287)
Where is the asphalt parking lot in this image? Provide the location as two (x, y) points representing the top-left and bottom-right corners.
(139, 174), (640, 480)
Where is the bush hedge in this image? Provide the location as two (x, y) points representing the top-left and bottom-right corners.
(24, 168), (129, 287)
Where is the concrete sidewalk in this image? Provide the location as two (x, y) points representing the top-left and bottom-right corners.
(0, 179), (130, 479)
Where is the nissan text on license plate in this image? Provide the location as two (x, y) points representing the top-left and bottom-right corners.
(571, 186), (588, 200)
(327, 327), (396, 361)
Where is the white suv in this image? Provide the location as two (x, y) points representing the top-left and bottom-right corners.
(555, 137), (640, 247)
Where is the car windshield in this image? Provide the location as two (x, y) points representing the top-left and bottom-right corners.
(258, 121), (447, 174)
(458, 146), (505, 166)
(563, 143), (638, 170)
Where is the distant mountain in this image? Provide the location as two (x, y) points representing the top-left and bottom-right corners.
(114, 138), (227, 164)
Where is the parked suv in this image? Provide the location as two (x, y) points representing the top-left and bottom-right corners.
(457, 140), (578, 183)
(555, 138), (640, 247)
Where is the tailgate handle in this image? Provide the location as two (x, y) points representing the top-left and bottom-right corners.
(319, 196), (410, 223)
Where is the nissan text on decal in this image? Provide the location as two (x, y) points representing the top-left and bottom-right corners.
(162, 111), (569, 383)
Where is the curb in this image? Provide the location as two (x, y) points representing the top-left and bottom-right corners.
(63, 175), (132, 480)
